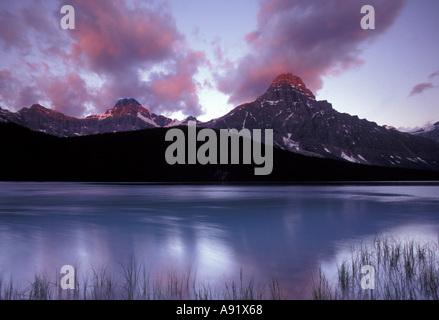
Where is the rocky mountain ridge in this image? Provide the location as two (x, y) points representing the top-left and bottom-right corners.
(1, 73), (438, 171)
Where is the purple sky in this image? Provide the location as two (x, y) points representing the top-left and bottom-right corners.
(0, 0), (438, 128)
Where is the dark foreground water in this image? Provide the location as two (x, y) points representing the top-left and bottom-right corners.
(0, 182), (438, 298)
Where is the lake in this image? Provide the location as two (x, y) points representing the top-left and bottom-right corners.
(0, 182), (438, 299)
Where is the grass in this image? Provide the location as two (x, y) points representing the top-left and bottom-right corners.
(1, 235), (438, 300)
(0, 258), (285, 300)
(311, 235), (439, 300)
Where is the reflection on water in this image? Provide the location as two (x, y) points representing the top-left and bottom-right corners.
(0, 182), (438, 299)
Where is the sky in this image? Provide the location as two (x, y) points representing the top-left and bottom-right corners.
(0, 0), (438, 129)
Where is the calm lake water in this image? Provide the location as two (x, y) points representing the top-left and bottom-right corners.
(0, 182), (438, 299)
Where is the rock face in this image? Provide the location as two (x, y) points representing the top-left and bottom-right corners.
(83, 98), (159, 134)
(0, 98), (202, 137)
(204, 74), (439, 171)
(151, 113), (174, 127)
(87, 98), (150, 118)
(1, 104), (81, 136)
(1, 98), (160, 136)
(269, 73), (315, 99)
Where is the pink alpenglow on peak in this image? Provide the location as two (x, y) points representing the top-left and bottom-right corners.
(104, 98), (151, 117)
(86, 98), (151, 120)
(270, 73), (315, 99)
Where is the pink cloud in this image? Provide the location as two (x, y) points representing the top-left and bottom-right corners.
(68, 1), (181, 73)
(0, 1), (62, 53)
(149, 50), (206, 116)
(0, 69), (41, 109)
(429, 70), (439, 80)
(216, 0), (407, 105)
(409, 83), (435, 97)
(41, 73), (91, 116)
(61, 0), (205, 116)
(0, 0), (205, 117)
(0, 7), (28, 51)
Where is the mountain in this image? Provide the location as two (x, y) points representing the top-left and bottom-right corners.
(0, 104), (78, 136)
(1, 121), (439, 182)
(0, 98), (202, 137)
(0, 98), (162, 137)
(151, 113), (174, 127)
(409, 122), (439, 142)
(1, 73), (438, 172)
(204, 73), (439, 171)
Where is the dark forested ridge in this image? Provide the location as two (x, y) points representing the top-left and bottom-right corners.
(1, 122), (438, 183)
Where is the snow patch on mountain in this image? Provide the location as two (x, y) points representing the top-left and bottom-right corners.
(283, 134), (300, 151)
(341, 151), (360, 163)
(137, 112), (158, 127)
(357, 155), (368, 163)
(165, 119), (183, 127)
